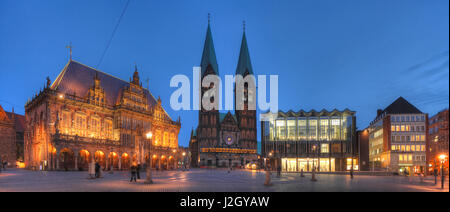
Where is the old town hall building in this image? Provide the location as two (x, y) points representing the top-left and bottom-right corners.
(24, 60), (181, 171)
(189, 21), (258, 168)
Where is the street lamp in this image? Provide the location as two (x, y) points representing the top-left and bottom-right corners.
(439, 154), (447, 189)
(145, 132), (153, 184)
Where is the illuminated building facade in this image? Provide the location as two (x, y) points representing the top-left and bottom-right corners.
(427, 109), (448, 174)
(368, 97), (428, 175)
(24, 60), (181, 171)
(0, 105), (17, 167)
(261, 109), (357, 172)
(189, 21), (258, 168)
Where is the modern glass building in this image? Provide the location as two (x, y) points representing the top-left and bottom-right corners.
(261, 109), (357, 172)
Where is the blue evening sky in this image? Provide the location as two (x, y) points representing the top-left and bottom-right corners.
(0, 0), (448, 147)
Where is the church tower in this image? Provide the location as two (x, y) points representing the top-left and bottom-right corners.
(235, 23), (257, 150)
(198, 16), (220, 152)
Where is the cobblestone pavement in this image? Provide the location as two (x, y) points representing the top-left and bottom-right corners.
(0, 168), (448, 192)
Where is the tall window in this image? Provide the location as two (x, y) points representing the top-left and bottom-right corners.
(308, 118), (317, 141)
(276, 119), (286, 140)
(330, 117), (340, 140)
(105, 119), (113, 139)
(287, 119), (296, 140)
(298, 118), (307, 140)
(319, 117), (329, 141)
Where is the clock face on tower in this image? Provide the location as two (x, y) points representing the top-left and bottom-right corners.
(225, 135), (234, 145)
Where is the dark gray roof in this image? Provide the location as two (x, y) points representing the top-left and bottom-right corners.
(200, 23), (219, 76)
(236, 32), (254, 76)
(382, 97), (423, 114)
(51, 60), (157, 107)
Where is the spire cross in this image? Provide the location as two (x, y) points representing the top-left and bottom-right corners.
(66, 42), (73, 60)
(208, 13), (211, 24)
(243, 20), (246, 31)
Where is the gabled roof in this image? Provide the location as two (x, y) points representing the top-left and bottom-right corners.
(236, 32), (254, 76)
(200, 23), (219, 76)
(50, 60), (157, 108)
(0, 105), (12, 123)
(219, 112), (237, 123)
(6, 112), (26, 132)
(382, 97), (423, 114)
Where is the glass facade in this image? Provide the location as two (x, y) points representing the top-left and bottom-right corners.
(264, 115), (353, 142)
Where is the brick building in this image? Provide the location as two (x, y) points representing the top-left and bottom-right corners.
(0, 105), (16, 167)
(428, 109), (449, 174)
(189, 21), (258, 168)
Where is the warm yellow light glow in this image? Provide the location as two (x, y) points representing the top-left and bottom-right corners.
(59, 94), (64, 99)
(146, 132), (152, 139)
(439, 154), (447, 161)
(182, 152), (186, 156)
(152, 155), (157, 159)
(173, 149), (177, 153)
(16, 161), (25, 168)
(161, 155), (165, 159)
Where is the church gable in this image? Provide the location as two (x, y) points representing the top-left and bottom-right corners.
(0, 105), (12, 123)
(219, 112), (239, 132)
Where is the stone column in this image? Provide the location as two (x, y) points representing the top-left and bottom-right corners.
(74, 152), (79, 171)
(105, 152), (109, 171)
(56, 150), (60, 170)
(118, 155), (122, 170)
(158, 157), (161, 171)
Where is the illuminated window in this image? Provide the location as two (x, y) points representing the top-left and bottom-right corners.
(401, 125), (405, 131)
(321, 143), (329, 153)
(396, 125), (400, 132)
(287, 119), (296, 140)
(298, 118), (307, 140)
(391, 145), (396, 151)
(406, 145), (410, 151)
(405, 125), (410, 131)
(276, 119), (286, 140)
(411, 145), (415, 151)
(319, 117), (329, 141)
(330, 118), (340, 140)
(308, 118), (317, 140)
(391, 125), (396, 132)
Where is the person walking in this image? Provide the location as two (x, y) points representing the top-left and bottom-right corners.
(277, 165), (281, 178)
(95, 162), (100, 178)
(136, 163), (141, 179)
(130, 163), (137, 182)
(0, 156), (2, 173)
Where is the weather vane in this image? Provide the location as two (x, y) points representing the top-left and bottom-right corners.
(66, 42), (73, 60)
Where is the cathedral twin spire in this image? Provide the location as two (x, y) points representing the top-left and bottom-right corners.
(200, 15), (253, 77)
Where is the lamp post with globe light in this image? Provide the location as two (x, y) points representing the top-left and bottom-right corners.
(439, 154), (447, 189)
(145, 132), (153, 184)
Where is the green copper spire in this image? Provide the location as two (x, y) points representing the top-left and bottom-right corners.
(236, 23), (253, 76)
(200, 15), (219, 76)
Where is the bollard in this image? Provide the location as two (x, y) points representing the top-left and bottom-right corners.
(311, 168), (317, 182)
(264, 170), (272, 186)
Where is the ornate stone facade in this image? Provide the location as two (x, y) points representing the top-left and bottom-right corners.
(24, 60), (181, 171)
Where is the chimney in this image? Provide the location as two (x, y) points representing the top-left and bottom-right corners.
(377, 109), (383, 117)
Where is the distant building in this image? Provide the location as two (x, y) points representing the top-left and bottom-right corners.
(368, 97), (428, 175)
(24, 60), (181, 171)
(428, 109), (448, 174)
(261, 109), (358, 172)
